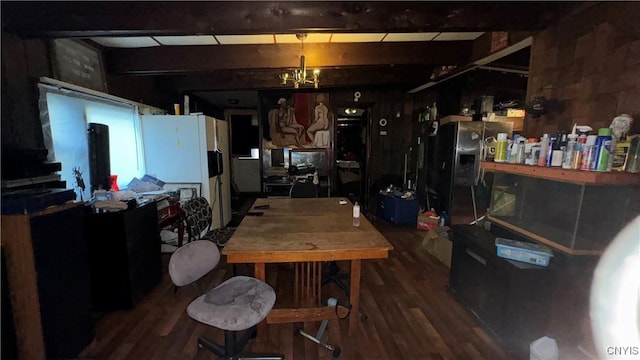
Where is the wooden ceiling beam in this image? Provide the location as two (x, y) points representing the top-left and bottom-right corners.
(105, 42), (471, 75)
(152, 66), (434, 92)
(2, 2), (573, 37)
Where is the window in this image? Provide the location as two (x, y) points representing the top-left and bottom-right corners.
(41, 84), (145, 200)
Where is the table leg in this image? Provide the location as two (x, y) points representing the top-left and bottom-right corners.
(348, 259), (361, 336)
(254, 263), (268, 342)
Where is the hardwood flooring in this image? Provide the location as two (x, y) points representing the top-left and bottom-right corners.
(81, 219), (510, 360)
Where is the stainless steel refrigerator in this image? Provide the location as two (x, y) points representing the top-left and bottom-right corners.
(425, 121), (513, 225)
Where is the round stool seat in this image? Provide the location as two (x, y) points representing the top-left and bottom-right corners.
(187, 276), (276, 332)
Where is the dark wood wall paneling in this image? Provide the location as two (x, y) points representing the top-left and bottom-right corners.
(1, 32), (51, 151)
(328, 88), (412, 189)
(525, 2), (640, 138)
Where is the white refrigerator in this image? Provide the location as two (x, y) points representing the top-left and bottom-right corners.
(140, 114), (231, 229)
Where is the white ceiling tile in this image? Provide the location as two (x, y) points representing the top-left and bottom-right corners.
(154, 35), (217, 46)
(432, 32), (484, 41)
(90, 37), (160, 48)
(215, 34), (274, 45)
(275, 33), (331, 44)
(383, 33), (439, 42)
(330, 33), (386, 43)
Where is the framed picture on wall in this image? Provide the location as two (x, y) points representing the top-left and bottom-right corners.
(262, 92), (332, 149)
(163, 183), (201, 200)
(50, 39), (108, 92)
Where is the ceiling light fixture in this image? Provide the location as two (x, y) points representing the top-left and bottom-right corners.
(279, 34), (320, 89)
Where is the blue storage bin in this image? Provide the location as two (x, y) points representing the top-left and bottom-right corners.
(377, 194), (419, 225)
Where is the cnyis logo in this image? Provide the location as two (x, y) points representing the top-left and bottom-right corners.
(606, 346), (639, 356)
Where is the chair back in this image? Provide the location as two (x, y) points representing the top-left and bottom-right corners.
(183, 197), (212, 240)
(289, 179), (318, 198)
(168, 240), (220, 287)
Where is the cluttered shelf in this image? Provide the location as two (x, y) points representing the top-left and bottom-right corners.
(481, 161), (640, 185)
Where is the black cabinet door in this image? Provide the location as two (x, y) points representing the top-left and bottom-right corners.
(86, 202), (161, 311)
(450, 226), (506, 334)
(31, 206), (94, 359)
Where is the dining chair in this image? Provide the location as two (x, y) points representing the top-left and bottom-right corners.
(168, 240), (284, 359)
(182, 197), (212, 242)
(289, 178), (318, 198)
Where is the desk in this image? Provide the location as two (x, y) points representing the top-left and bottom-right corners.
(222, 198), (393, 337)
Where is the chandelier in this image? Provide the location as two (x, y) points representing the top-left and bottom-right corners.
(279, 34), (320, 89)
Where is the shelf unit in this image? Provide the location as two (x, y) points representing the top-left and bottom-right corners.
(481, 161), (640, 255)
(480, 161), (640, 185)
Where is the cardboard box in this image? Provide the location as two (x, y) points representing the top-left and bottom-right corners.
(420, 226), (452, 268)
(417, 212), (440, 230)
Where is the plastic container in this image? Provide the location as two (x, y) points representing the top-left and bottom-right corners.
(530, 336), (559, 360)
(495, 237), (553, 267)
(494, 133), (508, 162)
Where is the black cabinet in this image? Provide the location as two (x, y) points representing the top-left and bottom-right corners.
(85, 202), (162, 312)
(449, 225), (553, 358)
(2, 204), (94, 360)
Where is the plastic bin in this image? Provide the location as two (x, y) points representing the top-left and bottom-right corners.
(377, 194), (419, 225)
(495, 237), (553, 267)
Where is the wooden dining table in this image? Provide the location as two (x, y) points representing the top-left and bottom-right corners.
(222, 197), (393, 337)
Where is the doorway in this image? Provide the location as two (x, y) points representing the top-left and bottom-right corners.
(224, 109), (261, 194)
(335, 106), (368, 204)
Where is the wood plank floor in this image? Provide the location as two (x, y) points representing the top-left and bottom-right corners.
(81, 219), (511, 360)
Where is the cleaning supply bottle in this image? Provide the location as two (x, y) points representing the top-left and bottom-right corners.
(592, 128), (613, 171)
(515, 137), (526, 164)
(581, 135), (598, 171)
(352, 202), (360, 227)
(545, 134), (557, 167)
(562, 134), (579, 169)
(538, 134), (550, 167)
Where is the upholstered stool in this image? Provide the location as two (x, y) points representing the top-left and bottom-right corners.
(187, 276), (275, 332)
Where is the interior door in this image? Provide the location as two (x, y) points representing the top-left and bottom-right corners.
(207, 116), (231, 228)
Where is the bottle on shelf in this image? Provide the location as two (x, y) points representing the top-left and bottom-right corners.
(581, 135), (598, 171)
(545, 134), (558, 167)
(562, 133), (579, 169)
(515, 137), (526, 164)
(494, 133), (508, 162)
(538, 134), (550, 167)
(592, 128), (613, 171)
